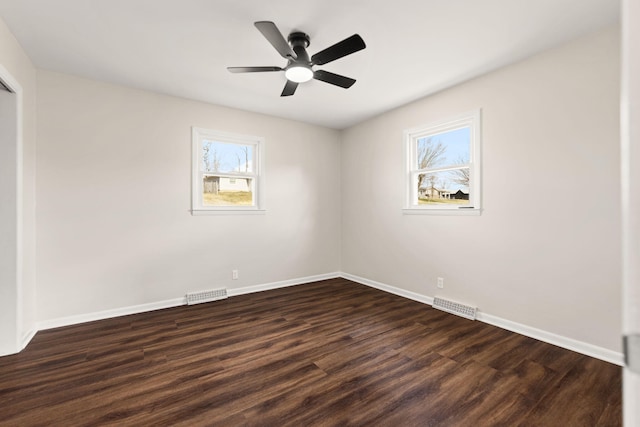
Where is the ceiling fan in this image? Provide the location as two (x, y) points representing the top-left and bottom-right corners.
(227, 21), (366, 97)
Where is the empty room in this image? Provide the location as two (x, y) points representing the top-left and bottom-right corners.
(1, 0), (639, 425)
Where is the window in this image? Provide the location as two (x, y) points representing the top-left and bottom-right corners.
(404, 110), (481, 214)
(191, 127), (264, 214)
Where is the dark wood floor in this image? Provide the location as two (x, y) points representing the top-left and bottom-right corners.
(0, 278), (621, 426)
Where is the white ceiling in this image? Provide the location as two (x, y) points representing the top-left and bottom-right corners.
(0, 0), (619, 129)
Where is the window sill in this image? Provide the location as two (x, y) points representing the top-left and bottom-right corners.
(191, 208), (266, 216)
(402, 208), (482, 216)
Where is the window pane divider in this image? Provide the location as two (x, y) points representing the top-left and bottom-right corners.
(415, 164), (470, 174)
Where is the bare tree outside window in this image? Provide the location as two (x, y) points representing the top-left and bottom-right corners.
(417, 137), (446, 190)
(203, 141), (211, 171)
(450, 168), (469, 186)
(450, 155), (470, 186)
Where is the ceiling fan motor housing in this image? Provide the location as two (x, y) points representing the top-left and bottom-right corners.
(287, 32), (311, 63)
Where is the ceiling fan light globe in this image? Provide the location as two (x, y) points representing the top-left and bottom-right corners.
(285, 66), (313, 83)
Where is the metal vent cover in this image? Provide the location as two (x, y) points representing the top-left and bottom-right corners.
(186, 288), (228, 305)
(432, 297), (477, 320)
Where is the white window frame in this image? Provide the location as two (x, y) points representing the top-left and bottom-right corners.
(191, 127), (265, 215)
(403, 109), (482, 215)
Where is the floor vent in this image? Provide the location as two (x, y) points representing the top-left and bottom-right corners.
(186, 288), (228, 305)
(432, 297), (477, 320)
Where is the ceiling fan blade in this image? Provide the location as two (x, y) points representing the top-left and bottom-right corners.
(313, 70), (356, 88)
(227, 66), (283, 73)
(281, 80), (298, 96)
(254, 21), (297, 60)
(311, 34), (366, 66)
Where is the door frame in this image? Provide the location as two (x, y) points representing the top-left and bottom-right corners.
(0, 64), (24, 356)
(622, 0), (640, 424)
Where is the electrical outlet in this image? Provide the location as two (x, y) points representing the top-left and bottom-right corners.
(232, 269), (238, 280)
(437, 277), (444, 289)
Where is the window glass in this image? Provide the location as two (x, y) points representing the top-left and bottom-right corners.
(417, 170), (470, 206)
(202, 141), (253, 173)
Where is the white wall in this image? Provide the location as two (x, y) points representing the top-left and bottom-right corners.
(341, 27), (621, 352)
(0, 16), (37, 355)
(36, 71), (341, 321)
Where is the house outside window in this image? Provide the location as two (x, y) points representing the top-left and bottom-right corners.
(191, 127), (264, 214)
(403, 110), (481, 215)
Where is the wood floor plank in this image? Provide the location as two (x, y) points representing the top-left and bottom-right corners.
(0, 278), (621, 426)
(521, 356), (621, 425)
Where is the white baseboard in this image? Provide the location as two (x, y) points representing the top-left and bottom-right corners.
(20, 326), (37, 351)
(0, 326), (39, 357)
(37, 297), (186, 331)
(228, 272), (341, 297)
(340, 272), (435, 306)
(476, 312), (623, 366)
(340, 272), (624, 366)
(36, 272), (342, 332)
